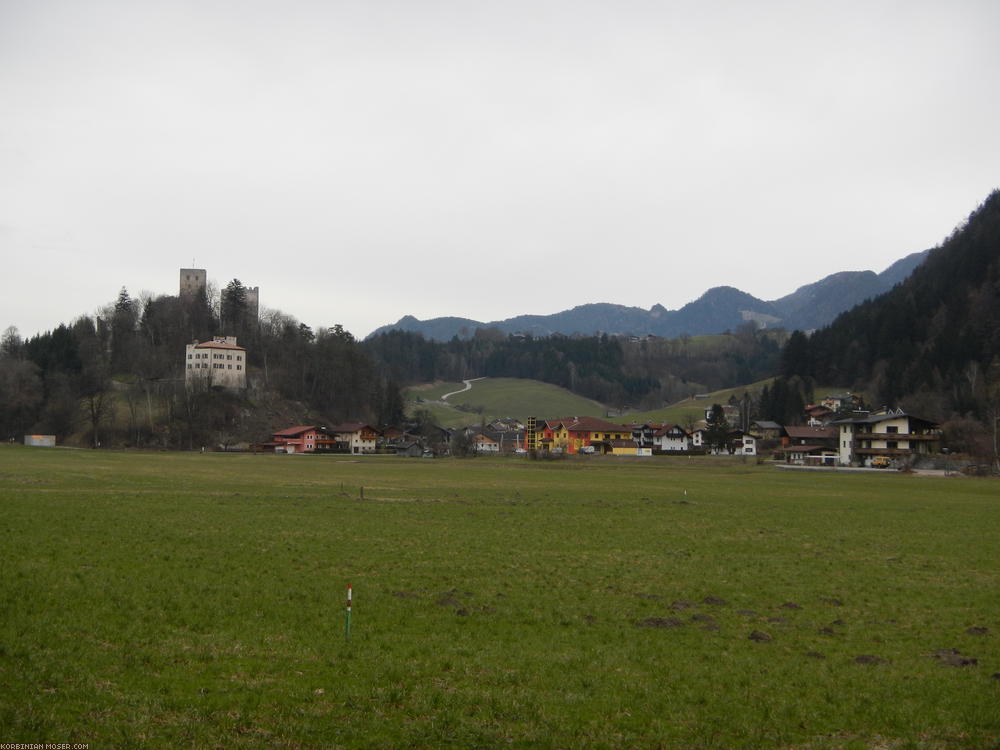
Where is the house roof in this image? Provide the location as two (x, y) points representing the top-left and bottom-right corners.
(328, 423), (376, 434)
(830, 410), (939, 428)
(273, 425), (322, 438)
(193, 339), (245, 351)
(653, 424), (689, 437)
(752, 420), (782, 430)
(544, 416), (630, 433)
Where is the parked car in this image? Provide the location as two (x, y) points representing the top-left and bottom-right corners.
(871, 456), (892, 469)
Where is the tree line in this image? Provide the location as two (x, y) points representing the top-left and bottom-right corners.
(0, 281), (402, 449)
(363, 325), (784, 411)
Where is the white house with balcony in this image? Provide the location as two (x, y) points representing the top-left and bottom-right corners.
(832, 409), (940, 467)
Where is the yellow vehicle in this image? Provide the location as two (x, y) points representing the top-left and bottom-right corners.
(871, 456), (892, 469)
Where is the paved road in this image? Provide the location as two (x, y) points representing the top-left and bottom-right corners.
(440, 377), (486, 402)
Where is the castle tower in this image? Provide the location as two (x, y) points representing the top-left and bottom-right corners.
(245, 285), (260, 321)
(180, 268), (207, 298)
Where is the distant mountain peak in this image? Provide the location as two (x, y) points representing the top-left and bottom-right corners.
(367, 249), (931, 342)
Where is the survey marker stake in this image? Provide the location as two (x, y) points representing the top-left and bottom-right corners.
(345, 583), (353, 642)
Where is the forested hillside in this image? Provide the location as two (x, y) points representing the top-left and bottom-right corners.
(0, 282), (403, 448)
(781, 190), (1000, 425)
(364, 326), (784, 411)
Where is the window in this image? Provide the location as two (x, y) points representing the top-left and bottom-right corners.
(236, 365), (242, 370)
(187, 354), (192, 359)
(227, 355), (232, 360)
(886, 441), (897, 449)
(886, 426), (898, 434)
(187, 364), (192, 369)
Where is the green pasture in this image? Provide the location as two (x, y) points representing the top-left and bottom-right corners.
(1, 446), (998, 748)
(406, 377), (606, 427)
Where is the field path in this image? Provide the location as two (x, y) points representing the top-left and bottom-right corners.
(440, 377), (486, 402)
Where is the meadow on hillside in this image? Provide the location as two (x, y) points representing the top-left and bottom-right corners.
(1, 447), (997, 748)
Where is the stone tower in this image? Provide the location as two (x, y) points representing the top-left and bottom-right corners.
(180, 268), (207, 298)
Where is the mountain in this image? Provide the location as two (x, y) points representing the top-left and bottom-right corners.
(367, 250), (930, 342)
(783, 191), (1000, 415)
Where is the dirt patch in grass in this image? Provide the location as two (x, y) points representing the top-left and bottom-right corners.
(671, 600), (695, 610)
(702, 596), (727, 606)
(749, 631), (772, 642)
(854, 655), (886, 665)
(636, 617), (685, 629)
(965, 626), (989, 635)
(820, 597), (845, 606)
(931, 649), (978, 667)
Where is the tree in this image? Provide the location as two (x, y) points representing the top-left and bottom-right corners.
(1, 326), (23, 360)
(0, 358), (43, 439)
(221, 279), (251, 342)
(74, 316), (113, 448)
(705, 404), (730, 454)
(111, 287), (139, 373)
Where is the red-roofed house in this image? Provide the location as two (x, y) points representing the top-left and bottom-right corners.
(269, 425), (334, 454)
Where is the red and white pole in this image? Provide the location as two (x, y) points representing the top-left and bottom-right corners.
(345, 583), (352, 641)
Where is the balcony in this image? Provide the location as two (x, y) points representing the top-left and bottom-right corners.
(854, 432), (939, 441)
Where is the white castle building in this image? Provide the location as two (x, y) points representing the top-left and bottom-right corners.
(185, 336), (247, 390)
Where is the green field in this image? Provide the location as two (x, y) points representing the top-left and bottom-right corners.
(406, 377), (607, 427)
(2, 446), (998, 748)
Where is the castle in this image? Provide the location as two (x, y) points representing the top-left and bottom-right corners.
(179, 267), (259, 321)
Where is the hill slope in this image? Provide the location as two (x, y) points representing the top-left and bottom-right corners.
(785, 190), (1000, 416)
(406, 377), (607, 428)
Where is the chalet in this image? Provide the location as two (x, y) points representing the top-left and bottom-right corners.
(821, 392), (862, 413)
(831, 409), (941, 467)
(653, 424), (692, 452)
(629, 423), (663, 450)
(328, 423), (379, 454)
(804, 404), (834, 426)
(728, 431), (756, 456)
(269, 425), (336, 454)
(749, 420), (782, 441)
(395, 441), (425, 458)
(474, 434), (500, 453)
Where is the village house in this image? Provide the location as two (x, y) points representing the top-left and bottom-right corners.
(474, 434), (500, 453)
(728, 431), (757, 456)
(776, 425), (839, 464)
(750, 420), (783, 441)
(533, 416), (633, 455)
(328, 423), (379, 454)
(184, 336), (247, 390)
(831, 409), (941, 467)
(653, 424), (692, 452)
(267, 425), (334, 454)
(804, 404), (834, 426)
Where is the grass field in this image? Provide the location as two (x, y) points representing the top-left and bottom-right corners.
(406, 378), (607, 427)
(1, 446), (998, 748)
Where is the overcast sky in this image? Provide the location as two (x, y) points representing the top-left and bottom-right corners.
(2, 0), (998, 341)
